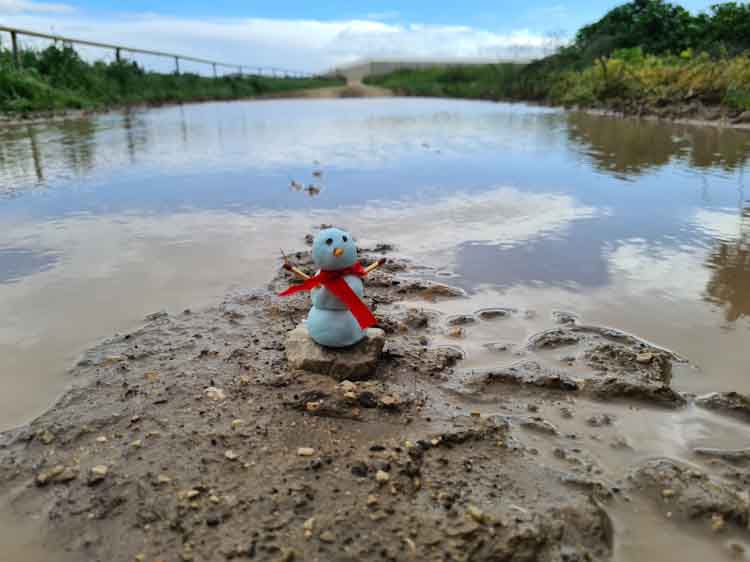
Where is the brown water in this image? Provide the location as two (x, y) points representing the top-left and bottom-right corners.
(1, 98), (749, 560)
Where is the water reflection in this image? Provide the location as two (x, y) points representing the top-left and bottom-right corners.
(123, 109), (150, 164)
(59, 119), (97, 176)
(3, 103), (750, 203)
(567, 112), (686, 177)
(0, 248), (58, 283)
(704, 207), (750, 321)
(0, 100), (564, 199)
(567, 111), (750, 177)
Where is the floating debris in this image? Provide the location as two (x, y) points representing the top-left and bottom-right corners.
(305, 185), (321, 197)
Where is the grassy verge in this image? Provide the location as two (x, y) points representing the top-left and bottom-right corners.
(0, 45), (343, 113)
(366, 50), (750, 117)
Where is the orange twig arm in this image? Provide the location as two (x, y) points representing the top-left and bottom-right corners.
(283, 262), (311, 280)
(364, 258), (387, 275)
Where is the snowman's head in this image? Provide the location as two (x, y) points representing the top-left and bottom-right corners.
(312, 227), (357, 271)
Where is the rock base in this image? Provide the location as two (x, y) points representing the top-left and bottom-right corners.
(285, 324), (385, 381)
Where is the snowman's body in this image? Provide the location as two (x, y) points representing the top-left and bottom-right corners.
(307, 275), (365, 347)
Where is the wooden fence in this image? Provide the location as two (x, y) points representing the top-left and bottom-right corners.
(0, 25), (315, 78)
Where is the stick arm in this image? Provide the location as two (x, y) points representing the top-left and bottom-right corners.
(283, 262), (311, 280)
(363, 258), (387, 275)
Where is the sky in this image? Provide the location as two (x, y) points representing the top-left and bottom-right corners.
(0, 0), (720, 73)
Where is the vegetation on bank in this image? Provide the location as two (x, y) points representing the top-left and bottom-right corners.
(365, 0), (750, 115)
(0, 44), (343, 113)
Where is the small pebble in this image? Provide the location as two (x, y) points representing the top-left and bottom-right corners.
(466, 505), (485, 523)
(636, 352), (654, 364)
(303, 517), (316, 539)
(38, 430), (55, 445)
(297, 447), (316, 457)
(319, 531), (335, 543)
(375, 470), (390, 484)
(204, 387), (226, 401)
(339, 381), (357, 392)
(88, 465), (108, 485)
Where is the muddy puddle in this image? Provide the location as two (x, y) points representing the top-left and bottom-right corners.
(1, 98), (750, 560)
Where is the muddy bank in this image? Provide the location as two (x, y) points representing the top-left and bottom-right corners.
(580, 100), (750, 131)
(1, 244), (750, 562)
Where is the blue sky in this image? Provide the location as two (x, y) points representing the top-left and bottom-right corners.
(0, 0), (720, 72)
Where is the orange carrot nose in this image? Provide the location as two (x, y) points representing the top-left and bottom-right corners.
(333, 247), (344, 257)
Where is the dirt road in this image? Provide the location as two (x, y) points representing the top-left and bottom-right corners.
(263, 81), (392, 99)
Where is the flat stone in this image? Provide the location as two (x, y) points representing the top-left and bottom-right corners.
(285, 324), (385, 381)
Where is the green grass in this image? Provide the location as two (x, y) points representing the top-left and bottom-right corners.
(0, 45), (343, 113)
(362, 64), (527, 100)
(365, 49), (750, 113)
(364, 62), (568, 104)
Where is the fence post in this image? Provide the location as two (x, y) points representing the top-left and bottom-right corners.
(174, 56), (180, 75)
(115, 47), (121, 62)
(212, 63), (217, 78)
(11, 30), (19, 67)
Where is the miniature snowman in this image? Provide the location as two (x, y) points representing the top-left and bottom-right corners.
(279, 227), (385, 348)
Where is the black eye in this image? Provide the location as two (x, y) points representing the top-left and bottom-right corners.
(325, 238), (333, 245)
(342, 236), (348, 242)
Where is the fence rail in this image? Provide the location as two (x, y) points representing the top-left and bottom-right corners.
(0, 25), (316, 79)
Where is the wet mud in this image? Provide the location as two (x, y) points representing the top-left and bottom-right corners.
(1, 244), (750, 562)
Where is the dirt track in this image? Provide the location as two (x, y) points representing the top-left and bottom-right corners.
(263, 81), (392, 100)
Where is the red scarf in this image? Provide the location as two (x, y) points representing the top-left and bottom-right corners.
(279, 262), (376, 329)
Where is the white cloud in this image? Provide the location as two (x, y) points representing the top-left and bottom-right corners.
(606, 238), (710, 300)
(0, 11), (557, 72)
(357, 188), (601, 265)
(0, 0), (73, 14)
(692, 208), (744, 241)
